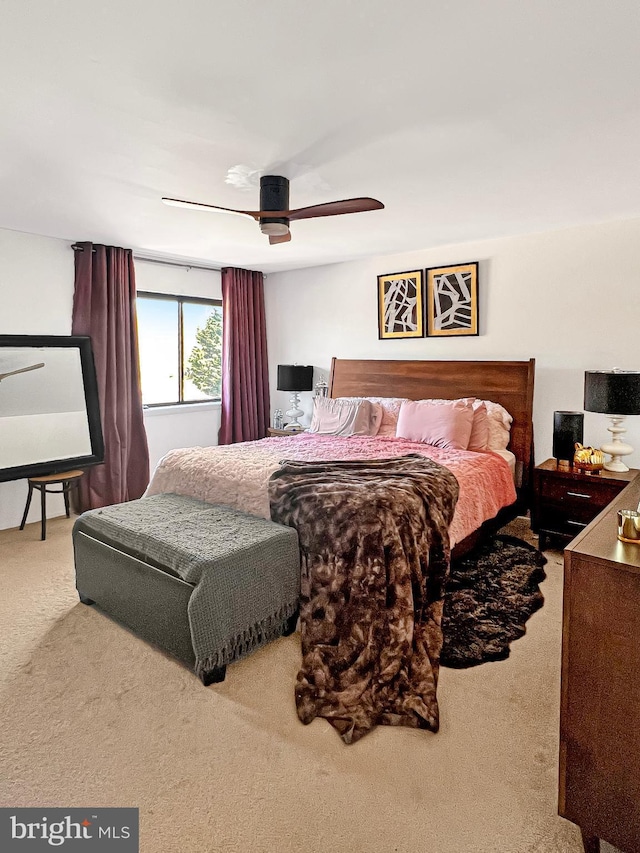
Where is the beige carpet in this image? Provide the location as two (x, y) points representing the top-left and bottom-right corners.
(0, 517), (610, 852)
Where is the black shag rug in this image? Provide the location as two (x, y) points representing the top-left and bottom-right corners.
(441, 534), (547, 668)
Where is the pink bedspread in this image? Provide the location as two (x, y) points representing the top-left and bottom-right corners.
(146, 434), (516, 546)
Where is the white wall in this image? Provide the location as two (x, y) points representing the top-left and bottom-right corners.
(0, 230), (221, 531)
(0, 229), (74, 531)
(265, 217), (640, 470)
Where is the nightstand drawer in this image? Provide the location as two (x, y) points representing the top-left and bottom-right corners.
(539, 517), (590, 539)
(540, 477), (619, 509)
(538, 502), (599, 534)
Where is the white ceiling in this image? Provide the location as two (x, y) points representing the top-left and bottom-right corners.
(1, 0), (639, 273)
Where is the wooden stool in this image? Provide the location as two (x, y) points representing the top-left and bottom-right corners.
(20, 470), (84, 541)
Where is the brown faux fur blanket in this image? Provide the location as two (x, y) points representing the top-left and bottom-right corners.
(268, 454), (459, 744)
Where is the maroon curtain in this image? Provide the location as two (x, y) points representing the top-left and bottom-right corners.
(218, 267), (270, 444)
(72, 242), (150, 509)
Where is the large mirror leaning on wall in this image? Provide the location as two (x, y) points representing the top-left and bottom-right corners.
(0, 335), (104, 482)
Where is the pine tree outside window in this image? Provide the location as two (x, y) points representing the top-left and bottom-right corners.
(137, 292), (222, 406)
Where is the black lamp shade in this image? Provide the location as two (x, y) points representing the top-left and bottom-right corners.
(584, 371), (640, 415)
(277, 364), (313, 392)
(553, 411), (584, 463)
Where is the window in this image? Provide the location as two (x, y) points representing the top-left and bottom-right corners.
(137, 292), (222, 406)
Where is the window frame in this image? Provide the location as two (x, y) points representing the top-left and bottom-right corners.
(137, 290), (223, 408)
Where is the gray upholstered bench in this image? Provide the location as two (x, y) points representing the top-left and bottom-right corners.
(72, 493), (300, 685)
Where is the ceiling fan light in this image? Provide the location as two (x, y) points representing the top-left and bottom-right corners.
(260, 222), (290, 236)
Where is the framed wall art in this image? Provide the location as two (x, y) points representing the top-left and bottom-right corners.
(377, 270), (424, 339)
(426, 262), (479, 337)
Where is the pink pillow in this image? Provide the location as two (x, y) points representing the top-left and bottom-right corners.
(400, 397), (483, 449)
(396, 400), (474, 450)
(468, 401), (490, 451)
(461, 397), (511, 451)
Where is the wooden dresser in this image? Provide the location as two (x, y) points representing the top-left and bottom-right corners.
(560, 474), (640, 853)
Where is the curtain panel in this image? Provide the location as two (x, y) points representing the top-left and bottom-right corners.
(218, 267), (270, 444)
(72, 242), (149, 509)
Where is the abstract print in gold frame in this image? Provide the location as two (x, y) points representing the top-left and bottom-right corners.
(377, 270), (424, 339)
(426, 262), (479, 337)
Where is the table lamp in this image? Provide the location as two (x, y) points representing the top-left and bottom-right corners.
(584, 369), (640, 472)
(277, 364), (313, 430)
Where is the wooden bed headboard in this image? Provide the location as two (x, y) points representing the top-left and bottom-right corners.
(329, 358), (535, 495)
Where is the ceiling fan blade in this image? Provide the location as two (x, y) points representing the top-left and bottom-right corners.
(162, 197), (259, 220)
(162, 197), (296, 219)
(269, 231), (291, 245)
(288, 197), (384, 221)
(0, 363), (45, 382)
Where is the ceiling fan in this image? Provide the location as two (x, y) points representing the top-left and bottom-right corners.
(162, 175), (384, 245)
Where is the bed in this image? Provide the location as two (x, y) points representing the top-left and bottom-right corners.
(146, 357), (536, 741)
(146, 357), (536, 556)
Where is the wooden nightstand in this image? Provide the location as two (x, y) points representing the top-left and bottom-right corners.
(267, 427), (307, 437)
(531, 459), (639, 550)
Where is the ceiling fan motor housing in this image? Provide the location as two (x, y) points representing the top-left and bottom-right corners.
(260, 175), (290, 235)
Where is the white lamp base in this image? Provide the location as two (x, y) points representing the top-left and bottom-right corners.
(601, 415), (633, 472)
(284, 392), (304, 430)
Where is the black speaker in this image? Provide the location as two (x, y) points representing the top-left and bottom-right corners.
(553, 411), (584, 465)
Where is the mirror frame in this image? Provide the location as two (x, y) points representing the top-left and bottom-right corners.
(0, 334), (105, 483)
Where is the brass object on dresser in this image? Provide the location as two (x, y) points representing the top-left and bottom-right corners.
(560, 475), (640, 853)
(531, 459), (638, 550)
(617, 508), (640, 543)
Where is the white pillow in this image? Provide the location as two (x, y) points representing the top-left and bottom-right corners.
(478, 400), (512, 451)
(337, 396), (408, 436)
(309, 397), (382, 436)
